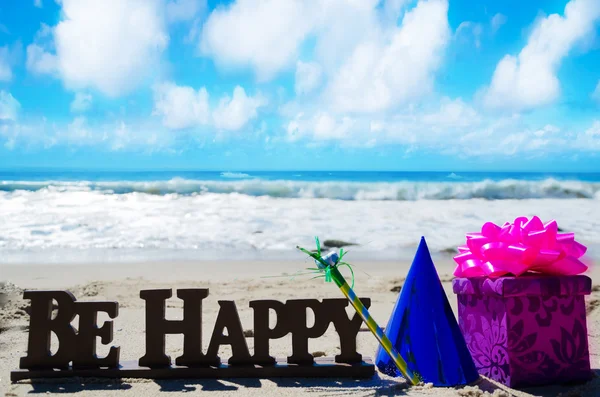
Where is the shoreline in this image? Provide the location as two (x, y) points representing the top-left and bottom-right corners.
(1, 246), (598, 267)
(0, 259), (441, 289)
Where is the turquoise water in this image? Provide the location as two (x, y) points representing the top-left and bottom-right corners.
(2, 170), (600, 183)
(1, 170), (599, 199)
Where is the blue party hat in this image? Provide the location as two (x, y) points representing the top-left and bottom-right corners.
(375, 237), (479, 386)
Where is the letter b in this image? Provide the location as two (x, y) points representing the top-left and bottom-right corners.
(19, 291), (77, 370)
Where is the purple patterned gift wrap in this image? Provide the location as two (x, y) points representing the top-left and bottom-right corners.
(452, 275), (592, 388)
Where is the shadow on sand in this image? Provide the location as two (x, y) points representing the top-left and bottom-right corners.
(19, 369), (600, 396)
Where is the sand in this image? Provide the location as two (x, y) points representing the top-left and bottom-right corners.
(1, 259), (598, 397)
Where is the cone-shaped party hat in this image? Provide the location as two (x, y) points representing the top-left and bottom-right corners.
(375, 237), (479, 386)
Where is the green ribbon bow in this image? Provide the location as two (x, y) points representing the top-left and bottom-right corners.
(296, 236), (355, 289)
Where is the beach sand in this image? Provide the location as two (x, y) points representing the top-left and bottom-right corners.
(1, 259), (598, 397)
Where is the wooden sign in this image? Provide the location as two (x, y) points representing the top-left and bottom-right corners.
(11, 288), (375, 381)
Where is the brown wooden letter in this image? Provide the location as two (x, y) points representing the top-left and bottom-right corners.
(73, 301), (120, 369)
(138, 288), (208, 368)
(205, 301), (251, 366)
(322, 298), (371, 363)
(249, 300), (288, 365)
(19, 290), (77, 370)
(285, 299), (330, 365)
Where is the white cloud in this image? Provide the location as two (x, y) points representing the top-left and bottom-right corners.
(294, 61), (322, 95)
(198, 0), (450, 115)
(421, 98), (480, 128)
(26, 0), (169, 97)
(491, 13), (507, 33)
(1, 116), (176, 151)
(34, 0), (42, 8)
(456, 21), (483, 48)
(26, 24), (58, 75)
(0, 46), (12, 81)
(310, 0), (381, 73)
(586, 120), (600, 136)
(533, 124), (560, 137)
(287, 112), (355, 141)
(166, 0), (205, 23)
(0, 91), (20, 121)
(152, 82), (210, 130)
(382, 0), (410, 23)
(153, 83), (266, 131)
(199, 0), (394, 81)
(70, 92), (93, 112)
(213, 86), (266, 131)
(63, 116), (94, 144)
(200, 0), (316, 81)
(326, 0), (450, 113)
(285, 97), (479, 147)
(572, 120), (600, 150)
(484, 0), (600, 110)
(281, 98), (600, 157)
(26, 44), (58, 75)
(0, 42), (23, 82)
(592, 80), (600, 102)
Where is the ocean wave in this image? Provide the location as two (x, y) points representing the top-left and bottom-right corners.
(1, 189), (599, 262)
(1, 178), (599, 200)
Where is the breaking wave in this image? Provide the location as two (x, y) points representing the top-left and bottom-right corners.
(1, 178), (599, 200)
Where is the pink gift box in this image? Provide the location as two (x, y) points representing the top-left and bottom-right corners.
(452, 275), (592, 388)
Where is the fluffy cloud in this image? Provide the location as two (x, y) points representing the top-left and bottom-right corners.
(283, 98), (600, 157)
(199, 0), (404, 82)
(310, 0), (381, 73)
(199, 0), (450, 113)
(26, 0), (169, 97)
(213, 86), (266, 131)
(484, 0), (600, 110)
(287, 112), (356, 142)
(325, 0), (450, 113)
(26, 24), (58, 75)
(1, 116), (175, 151)
(285, 98), (479, 146)
(421, 98), (480, 128)
(0, 91), (20, 121)
(153, 83), (265, 131)
(34, 0), (42, 8)
(282, 98), (600, 156)
(294, 61), (322, 95)
(200, 0), (316, 81)
(153, 82), (210, 129)
(70, 92), (93, 113)
(26, 45), (57, 76)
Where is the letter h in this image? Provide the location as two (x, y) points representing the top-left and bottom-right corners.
(138, 289), (208, 367)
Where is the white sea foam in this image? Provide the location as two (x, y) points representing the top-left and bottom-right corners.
(0, 187), (599, 263)
(1, 178), (600, 200)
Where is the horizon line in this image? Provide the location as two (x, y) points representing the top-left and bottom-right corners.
(0, 167), (599, 174)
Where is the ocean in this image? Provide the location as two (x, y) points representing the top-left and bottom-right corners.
(1, 170), (599, 264)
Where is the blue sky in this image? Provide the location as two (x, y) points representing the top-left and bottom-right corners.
(0, 0), (600, 171)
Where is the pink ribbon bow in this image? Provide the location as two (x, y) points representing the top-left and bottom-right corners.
(453, 216), (588, 278)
